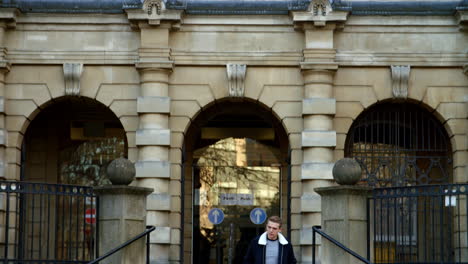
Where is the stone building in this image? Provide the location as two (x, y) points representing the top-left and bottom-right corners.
(0, 0), (467, 263)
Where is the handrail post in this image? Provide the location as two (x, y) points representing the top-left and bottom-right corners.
(312, 227), (316, 264)
(146, 231), (150, 264)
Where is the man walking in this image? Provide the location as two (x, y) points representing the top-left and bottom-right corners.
(243, 216), (297, 264)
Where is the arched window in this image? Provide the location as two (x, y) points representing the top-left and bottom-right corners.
(345, 102), (452, 187)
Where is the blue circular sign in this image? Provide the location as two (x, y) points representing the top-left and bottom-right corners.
(208, 208), (225, 225)
(250, 208), (267, 225)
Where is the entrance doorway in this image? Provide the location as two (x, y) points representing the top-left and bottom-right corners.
(183, 101), (290, 264)
(18, 96), (127, 262)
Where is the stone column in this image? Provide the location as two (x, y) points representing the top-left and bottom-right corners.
(134, 22), (174, 263)
(300, 27), (338, 262)
(135, 65), (173, 263)
(315, 158), (372, 264)
(94, 157), (153, 264)
(292, 4), (348, 260)
(0, 21), (9, 180)
(126, 3), (183, 260)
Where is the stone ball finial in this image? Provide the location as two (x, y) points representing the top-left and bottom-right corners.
(332, 158), (362, 185)
(106, 157), (136, 185)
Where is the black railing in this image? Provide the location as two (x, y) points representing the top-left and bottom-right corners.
(312, 225), (372, 264)
(0, 181), (98, 264)
(369, 184), (468, 264)
(88, 225), (155, 264)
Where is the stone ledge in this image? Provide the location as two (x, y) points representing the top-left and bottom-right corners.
(147, 193), (171, 211)
(135, 161), (170, 178)
(301, 162), (334, 180)
(94, 185), (154, 196)
(315, 185), (373, 196)
(137, 96), (170, 114)
(303, 98), (336, 115)
(302, 130), (336, 147)
(136, 129), (170, 146)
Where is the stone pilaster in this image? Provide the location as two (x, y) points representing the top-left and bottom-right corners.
(127, 3), (182, 261)
(135, 64), (173, 263)
(292, 1), (348, 262)
(0, 20), (11, 180)
(300, 63), (337, 263)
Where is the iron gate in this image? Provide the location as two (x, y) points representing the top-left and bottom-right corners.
(369, 184), (468, 263)
(0, 181), (98, 263)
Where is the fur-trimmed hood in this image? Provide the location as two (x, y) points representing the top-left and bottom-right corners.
(257, 232), (288, 245)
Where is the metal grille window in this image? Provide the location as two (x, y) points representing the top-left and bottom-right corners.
(345, 103), (452, 187)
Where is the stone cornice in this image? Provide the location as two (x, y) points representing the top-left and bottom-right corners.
(165, 0), (310, 15)
(0, 8), (19, 28)
(332, 0), (465, 16)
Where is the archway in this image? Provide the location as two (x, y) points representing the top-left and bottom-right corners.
(345, 101), (454, 263)
(182, 99), (290, 264)
(18, 96), (127, 261)
(345, 102), (452, 187)
(22, 96), (127, 185)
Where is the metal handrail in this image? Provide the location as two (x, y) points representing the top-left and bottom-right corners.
(312, 226), (372, 264)
(88, 225), (156, 264)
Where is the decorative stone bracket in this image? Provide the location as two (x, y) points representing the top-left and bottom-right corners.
(63, 63), (83, 96)
(292, 0), (348, 28)
(126, 0), (183, 27)
(227, 64), (246, 97)
(456, 10), (468, 31)
(391, 65), (410, 99)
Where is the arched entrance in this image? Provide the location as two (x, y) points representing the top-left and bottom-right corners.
(17, 96), (127, 261)
(345, 102), (456, 263)
(182, 100), (290, 264)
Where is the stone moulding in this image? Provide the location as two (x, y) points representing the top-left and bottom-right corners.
(332, 0), (466, 15)
(165, 0), (311, 15)
(0, 0), (142, 13)
(63, 63), (83, 96)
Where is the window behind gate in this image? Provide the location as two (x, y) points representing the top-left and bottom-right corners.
(345, 102), (456, 263)
(345, 102), (452, 187)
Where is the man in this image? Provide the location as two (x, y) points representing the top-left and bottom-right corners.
(243, 216), (297, 264)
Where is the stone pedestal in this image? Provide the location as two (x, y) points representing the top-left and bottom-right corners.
(315, 186), (372, 264)
(94, 186), (153, 264)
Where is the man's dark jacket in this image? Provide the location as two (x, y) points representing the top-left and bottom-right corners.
(243, 232), (297, 264)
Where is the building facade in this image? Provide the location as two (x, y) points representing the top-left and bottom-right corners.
(0, 0), (467, 263)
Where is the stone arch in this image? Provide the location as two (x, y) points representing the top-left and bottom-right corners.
(18, 96), (128, 185)
(344, 100), (454, 187)
(179, 97), (292, 263)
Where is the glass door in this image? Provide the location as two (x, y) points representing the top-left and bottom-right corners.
(192, 138), (282, 264)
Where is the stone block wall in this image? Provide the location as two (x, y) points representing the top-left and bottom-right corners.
(0, 4), (466, 264)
